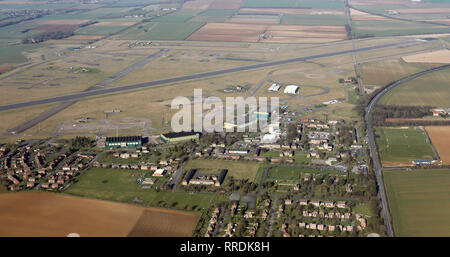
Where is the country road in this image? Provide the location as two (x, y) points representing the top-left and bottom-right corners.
(364, 63), (450, 237)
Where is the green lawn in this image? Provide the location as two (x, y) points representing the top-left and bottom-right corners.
(379, 69), (450, 107)
(384, 169), (450, 236)
(375, 127), (436, 163)
(185, 159), (260, 180)
(65, 167), (224, 210)
(266, 166), (320, 181)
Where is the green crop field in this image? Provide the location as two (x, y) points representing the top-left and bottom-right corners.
(118, 21), (205, 40)
(242, 0), (345, 9)
(184, 159), (260, 180)
(375, 127), (436, 164)
(0, 44), (40, 64)
(353, 20), (450, 38)
(384, 169), (450, 236)
(379, 69), (450, 107)
(65, 167), (224, 210)
(361, 59), (438, 86)
(75, 25), (129, 35)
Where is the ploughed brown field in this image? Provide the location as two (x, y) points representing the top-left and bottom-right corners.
(187, 23), (345, 43)
(425, 126), (450, 165)
(0, 192), (199, 237)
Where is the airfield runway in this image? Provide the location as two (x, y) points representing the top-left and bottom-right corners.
(0, 39), (428, 113)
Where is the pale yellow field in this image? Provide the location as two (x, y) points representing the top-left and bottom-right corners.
(402, 50), (450, 64)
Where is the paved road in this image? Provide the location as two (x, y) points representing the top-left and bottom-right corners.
(7, 49), (168, 134)
(365, 64), (450, 237)
(0, 39), (430, 113)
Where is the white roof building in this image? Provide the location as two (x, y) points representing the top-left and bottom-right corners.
(261, 134), (279, 144)
(268, 83), (281, 92)
(284, 85), (299, 94)
(153, 168), (166, 177)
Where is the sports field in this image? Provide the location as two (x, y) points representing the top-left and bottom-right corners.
(0, 191), (199, 237)
(375, 127), (436, 166)
(266, 167), (302, 180)
(384, 169), (450, 236)
(184, 159), (260, 180)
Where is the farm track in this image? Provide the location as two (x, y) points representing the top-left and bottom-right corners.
(365, 63), (450, 237)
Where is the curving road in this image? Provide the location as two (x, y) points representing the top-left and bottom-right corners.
(0, 39), (430, 113)
(365, 63), (450, 237)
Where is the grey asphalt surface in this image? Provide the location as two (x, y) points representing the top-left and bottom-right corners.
(365, 63), (450, 237)
(7, 49), (167, 134)
(0, 39), (428, 113)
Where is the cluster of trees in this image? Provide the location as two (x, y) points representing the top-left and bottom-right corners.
(22, 30), (74, 44)
(70, 136), (94, 149)
(286, 123), (299, 142)
(0, 10), (50, 28)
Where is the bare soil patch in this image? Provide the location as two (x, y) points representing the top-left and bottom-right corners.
(0, 192), (199, 237)
(425, 126), (450, 165)
(128, 209), (199, 237)
(402, 50), (450, 64)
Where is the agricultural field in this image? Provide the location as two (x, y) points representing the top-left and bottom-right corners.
(0, 44), (40, 64)
(0, 191), (199, 237)
(352, 20), (450, 38)
(118, 21), (205, 41)
(402, 49), (450, 64)
(379, 68), (450, 106)
(242, 0), (345, 9)
(425, 126), (450, 165)
(66, 167), (225, 210)
(281, 14), (347, 26)
(184, 159), (260, 180)
(188, 23), (346, 43)
(360, 58), (439, 86)
(375, 127), (436, 166)
(384, 169), (450, 237)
